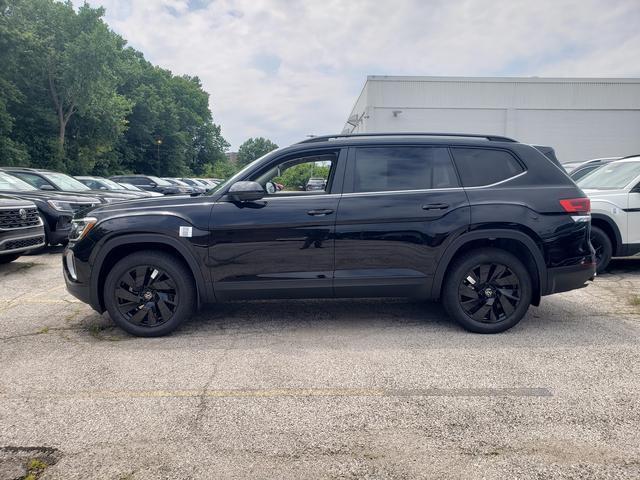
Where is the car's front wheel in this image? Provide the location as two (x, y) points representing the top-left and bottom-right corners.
(104, 251), (196, 337)
(442, 248), (533, 333)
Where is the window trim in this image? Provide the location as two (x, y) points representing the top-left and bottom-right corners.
(449, 146), (527, 188)
(344, 144), (462, 194)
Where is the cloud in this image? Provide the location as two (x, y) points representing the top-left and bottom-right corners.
(78, 0), (640, 149)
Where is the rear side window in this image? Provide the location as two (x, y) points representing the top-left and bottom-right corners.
(353, 147), (459, 192)
(451, 148), (524, 187)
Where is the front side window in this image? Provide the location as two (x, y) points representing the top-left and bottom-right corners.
(578, 161), (640, 190)
(450, 148), (524, 187)
(353, 146), (459, 193)
(13, 172), (52, 189)
(250, 153), (337, 195)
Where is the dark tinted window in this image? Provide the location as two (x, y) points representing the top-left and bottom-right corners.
(353, 147), (459, 192)
(13, 172), (51, 189)
(451, 148), (524, 187)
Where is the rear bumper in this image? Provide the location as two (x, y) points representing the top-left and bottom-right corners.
(544, 262), (596, 296)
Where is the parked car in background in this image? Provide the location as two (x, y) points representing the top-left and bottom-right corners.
(109, 175), (187, 195)
(305, 177), (326, 191)
(178, 178), (209, 193)
(163, 178), (200, 195)
(566, 157), (620, 182)
(0, 195), (46, 264)
(2, 167), (138, 203)
(0, 171), (100, 246)
(117, 182), (164, 197)
(64, 132), (594, 337)
(75, 176), (157, 198)
(577, 156), (640, 272)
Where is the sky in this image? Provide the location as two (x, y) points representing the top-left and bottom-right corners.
(76, 0), (640, 150)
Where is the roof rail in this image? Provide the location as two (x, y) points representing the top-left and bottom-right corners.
(298, 132), (518, 144)
(620, 154), (640, 159)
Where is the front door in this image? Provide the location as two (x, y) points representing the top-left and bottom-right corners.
(334, 145), (470, 298)
(209, 149), (345, 300)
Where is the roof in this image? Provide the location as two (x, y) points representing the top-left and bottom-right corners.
(365, 75), (640, 84)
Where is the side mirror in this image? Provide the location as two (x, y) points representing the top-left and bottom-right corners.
(227, 181), (265, 202)
(39, 184), (55, 191)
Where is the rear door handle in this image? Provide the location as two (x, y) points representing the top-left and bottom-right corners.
(307, 209), (334, 216)
(422, 203), (449, 210)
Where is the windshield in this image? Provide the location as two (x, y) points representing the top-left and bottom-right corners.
(99, 178), (126, 189)
(46, 172), (91, 190)
(206, 148), (283, 195)
(578, 161), (640, 190)
(0, 172), (37, 191)
(147, 175), (171, 186)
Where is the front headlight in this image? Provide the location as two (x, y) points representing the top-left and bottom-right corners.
(47, 200), (74, 212)
(69, 217), (98, 242)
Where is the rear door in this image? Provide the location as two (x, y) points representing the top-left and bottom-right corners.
(334, 145), (470, 298)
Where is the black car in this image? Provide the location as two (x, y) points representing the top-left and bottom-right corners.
(2, 167), (139, 203)
(0, 171), (101, 245)
(0, 195), (46, 264)
(64, 132), (595, 337)
(75, 176), (156, 198)
(163, 178), (200, 195)
(109, 175), (187, 195)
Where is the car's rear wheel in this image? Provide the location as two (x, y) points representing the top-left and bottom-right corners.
(0, 254), (20, 264)
(442, 248), (533, 333)
(104, 251), (196, 337)
(590, 226), (612, 273)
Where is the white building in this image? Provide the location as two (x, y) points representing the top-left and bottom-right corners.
(343, 76), (640, 163)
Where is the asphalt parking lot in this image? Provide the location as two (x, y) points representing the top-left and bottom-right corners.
(0, 249), (639, 479)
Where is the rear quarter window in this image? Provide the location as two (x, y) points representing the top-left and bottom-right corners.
(451, 148), (524, 187)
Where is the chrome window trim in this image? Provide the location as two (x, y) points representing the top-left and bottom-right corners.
(463, 170), (528, 189)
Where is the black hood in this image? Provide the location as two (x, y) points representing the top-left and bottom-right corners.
(0, 189), (101, 204)
(0, 194), (35, 208)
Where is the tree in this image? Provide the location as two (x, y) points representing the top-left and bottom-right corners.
(236, 137), (278, 167)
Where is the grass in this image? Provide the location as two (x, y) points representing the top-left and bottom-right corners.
(23, 458), (48, 479)
(37, 326), (49, 334)
(630, 295), (640, 307)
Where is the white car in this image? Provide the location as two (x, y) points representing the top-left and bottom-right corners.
(577, 156), (640, 272)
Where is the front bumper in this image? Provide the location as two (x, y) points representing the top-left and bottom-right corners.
(544, 262), (596, 296)
(0, 225), (46, 256)
(63, 248), (102, 312)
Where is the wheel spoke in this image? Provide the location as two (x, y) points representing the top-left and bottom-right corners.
(157, 299), (172, 321)
(147, 308), (158, 326)
(478, 265), (490, 283)
(472, 303), (491, 321)
(489, 264), (506, 282)
(459, 283), (479, 299)
(152, 280), (175, 291)
(116, 288), (139, 303)
(497, 295), (515, 316)
(129, 307), (148, 325)
(134, 267), (148, 288)
(498, 288), (519, 301)
(495, 273), (518, 287)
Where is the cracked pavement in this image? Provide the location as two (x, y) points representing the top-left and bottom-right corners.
(0, 248), (639, 479)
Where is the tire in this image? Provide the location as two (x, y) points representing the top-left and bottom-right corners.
(590, 226), (612, 274)
(104, 250), (196, 337)
(0, 254), (20, 264)
(442, 248), (533, 334)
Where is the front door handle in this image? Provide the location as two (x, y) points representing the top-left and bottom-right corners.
(422, 203), (449, 210)
(307, 209), (334, 216)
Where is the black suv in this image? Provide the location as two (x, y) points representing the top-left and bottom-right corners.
(64, 133), (595, 337)
(1, 195), (45, 263)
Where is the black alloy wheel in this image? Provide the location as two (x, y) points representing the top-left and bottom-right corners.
(104, 251), (195, 336)
(114, 265), (178, 327)
(458, 263), (520, 323)
(442, 248), (532, 333)
(589, 226), (612, 273)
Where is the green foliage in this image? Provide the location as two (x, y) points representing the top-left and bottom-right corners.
(0, 0), (228, 176)
(237, 137), (278, 167)
(274, 163), (330, 190)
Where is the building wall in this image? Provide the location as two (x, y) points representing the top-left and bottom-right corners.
(344, 76), (640, 163)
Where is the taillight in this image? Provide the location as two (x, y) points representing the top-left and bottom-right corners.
(560, 198), (590, 214)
